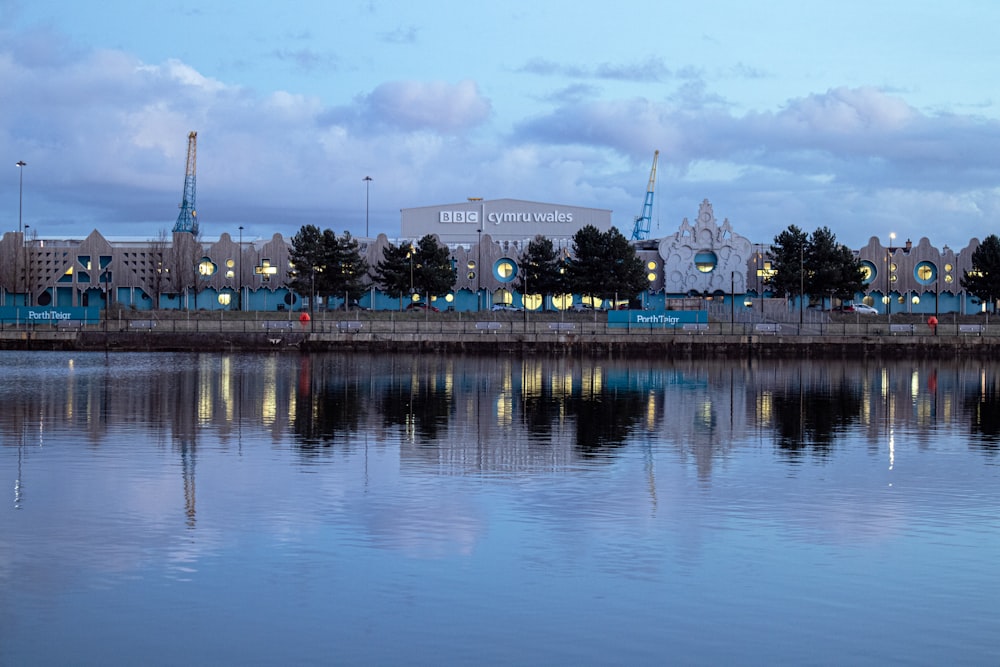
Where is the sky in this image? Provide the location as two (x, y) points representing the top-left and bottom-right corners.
(1, 0), (999, 249)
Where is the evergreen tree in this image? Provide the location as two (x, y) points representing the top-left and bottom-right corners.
(961, 234), (1000, 312)
(603, 227), (648, 302)
(804, 226), (864, 306)
(411, 234), (456, 298)
(767, 225), (808, 299)
(565, 225), (650, 305)
(517, 235), (564, 308)
(323, 231), (370, 303)
(374, 241), (413, 308)
(288, 224), (325, 298)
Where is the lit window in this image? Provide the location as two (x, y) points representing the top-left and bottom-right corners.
(198, 258), (216, 276)
(468, 260), (476, 270)
(496, 259), (515, 281)
(647, 261), (657, 270)
(226, 259), (235, 268)
(945, 275), (953, 283)
(647, 273), (657, 282)
(218, 293), (231, 305)
(911, 295), (920, 304)
(695, 251), (717, 273)
(226, 270), (235, 279)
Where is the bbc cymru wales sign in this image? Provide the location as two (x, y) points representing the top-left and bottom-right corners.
(607, 310), (707, 329)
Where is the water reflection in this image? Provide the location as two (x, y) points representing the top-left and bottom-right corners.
(4, 352), (1000, 665)
(6, 354), (1000, 484)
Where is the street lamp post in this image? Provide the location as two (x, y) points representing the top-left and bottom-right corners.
(363, 176), (372, 238)
(799, 242), (804, 326)
(477, 228), (482, 312)
(16, 161), (26, 306)
(238, 225), (244, 311)
(23, 225), (30, 306)
(887, 232), (896, 319)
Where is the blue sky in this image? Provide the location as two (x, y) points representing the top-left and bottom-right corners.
(1, 0), (999, 249)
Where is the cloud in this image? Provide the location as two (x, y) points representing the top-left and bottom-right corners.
(359, 79), (492, 133)
(518, 56), (673, 82)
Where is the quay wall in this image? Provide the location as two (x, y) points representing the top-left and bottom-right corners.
(1, 327), (998, 359)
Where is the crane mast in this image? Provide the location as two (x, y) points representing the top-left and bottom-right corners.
(172, 131), (199, 234)
(630, 150), (659, 241)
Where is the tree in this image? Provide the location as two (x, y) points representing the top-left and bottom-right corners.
(323, 231), (370, 303)
(410, 234), (456, 298)
(374, 241), (414, 309)
(767, 225), (808, 299)
(148, 229), (170, 309)
(290, 226), (371, 307)
(769, 225), (864, 307)
(288, 224), (326, 302)
(564, 225), (647, 304)
(516, 235), (564, 309)
(804, 226), (864, 306)
(962, 234), (1000, 312)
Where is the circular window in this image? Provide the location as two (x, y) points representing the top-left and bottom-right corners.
(495, 259), (516, 282)
(914, 261), (936, 284)
(694, 251), (717, 273)
(198, 258), (216, 276)
(860, 261), (877, 284)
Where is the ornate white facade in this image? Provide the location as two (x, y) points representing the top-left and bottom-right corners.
(658, 199), (753, 294)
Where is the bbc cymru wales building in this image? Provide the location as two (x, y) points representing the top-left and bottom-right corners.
(0, 197), (990, 317)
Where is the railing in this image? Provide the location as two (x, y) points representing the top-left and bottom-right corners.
(1, 314), (996, 338)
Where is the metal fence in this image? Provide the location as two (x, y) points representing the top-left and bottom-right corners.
(0, 313), (993, 339)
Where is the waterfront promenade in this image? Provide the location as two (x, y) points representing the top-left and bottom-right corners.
(0, 310), (997, 358)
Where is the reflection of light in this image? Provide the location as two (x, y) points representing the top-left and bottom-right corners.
(522, 362), (542, 399)
(261, 357), (278, 426)
(911, 370), (919, 401)
(645, 393), (656, 430)
(757, 392), (772, 423)
(880, 368), (889, 399)
(198, 358), (213, 424)
(221, 357), (233, 424)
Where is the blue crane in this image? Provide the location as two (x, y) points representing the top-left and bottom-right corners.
(172, 131), (199, 234)
(630, 150), (659, 241)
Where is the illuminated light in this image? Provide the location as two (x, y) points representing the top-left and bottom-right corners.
(218, 293), (232, 305)
(647, 261), (657, 270)
(694, 251), (717, 273)
(647, 272), (657, 282)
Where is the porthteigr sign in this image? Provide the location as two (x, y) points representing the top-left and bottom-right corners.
(0, 307), (89, 323)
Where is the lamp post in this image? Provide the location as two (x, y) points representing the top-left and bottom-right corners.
(799, 242), (804, 326)
(477, 228), (482, 312)
(23, 225), (30, 306)
(16, 161), (26, 306)
(238, 225), (244, 311)
(363, 176), (372, 238)
(887, 232), (896, 319)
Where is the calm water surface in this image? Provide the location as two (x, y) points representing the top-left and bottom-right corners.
(2, 352), (998, 666)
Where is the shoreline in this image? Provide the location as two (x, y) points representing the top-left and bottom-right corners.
(1, 327), (996, 358)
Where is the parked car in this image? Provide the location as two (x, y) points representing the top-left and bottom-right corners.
(849, 304), (878, 315)
(491, 304), (521, 312)
(405, 302), (439, 312)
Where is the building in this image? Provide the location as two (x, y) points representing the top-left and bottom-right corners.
(0, 198), (990, 318)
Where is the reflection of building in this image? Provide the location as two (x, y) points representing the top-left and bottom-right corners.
(0, 197), (990, 314)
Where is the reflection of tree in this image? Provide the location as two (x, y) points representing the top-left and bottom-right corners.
(380, 374), (451, 441)
(568, 390), (646, 458)
(771, 378), (862, 457)
(963, 374), (1000, 453)
(293, 385), (365, 450)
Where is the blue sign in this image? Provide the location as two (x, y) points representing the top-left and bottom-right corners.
(607, 310), (707, 329)
(0, 307), (90, 324)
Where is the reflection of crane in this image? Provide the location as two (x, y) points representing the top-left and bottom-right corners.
(172, 131), (199, 234)
(630, 150), (659, 241)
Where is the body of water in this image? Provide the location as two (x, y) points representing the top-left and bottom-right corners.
(2, 352), (998, 666)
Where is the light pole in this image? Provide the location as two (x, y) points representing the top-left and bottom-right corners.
(363, 176), (372, 238)
(238, 225), (244, 311)
(23, 225), (30, 306)
(16, 161), (26, 306)
(477, 228), (482, 311)
(887, 232), (896, 318)
(799, 242), (804, 326)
